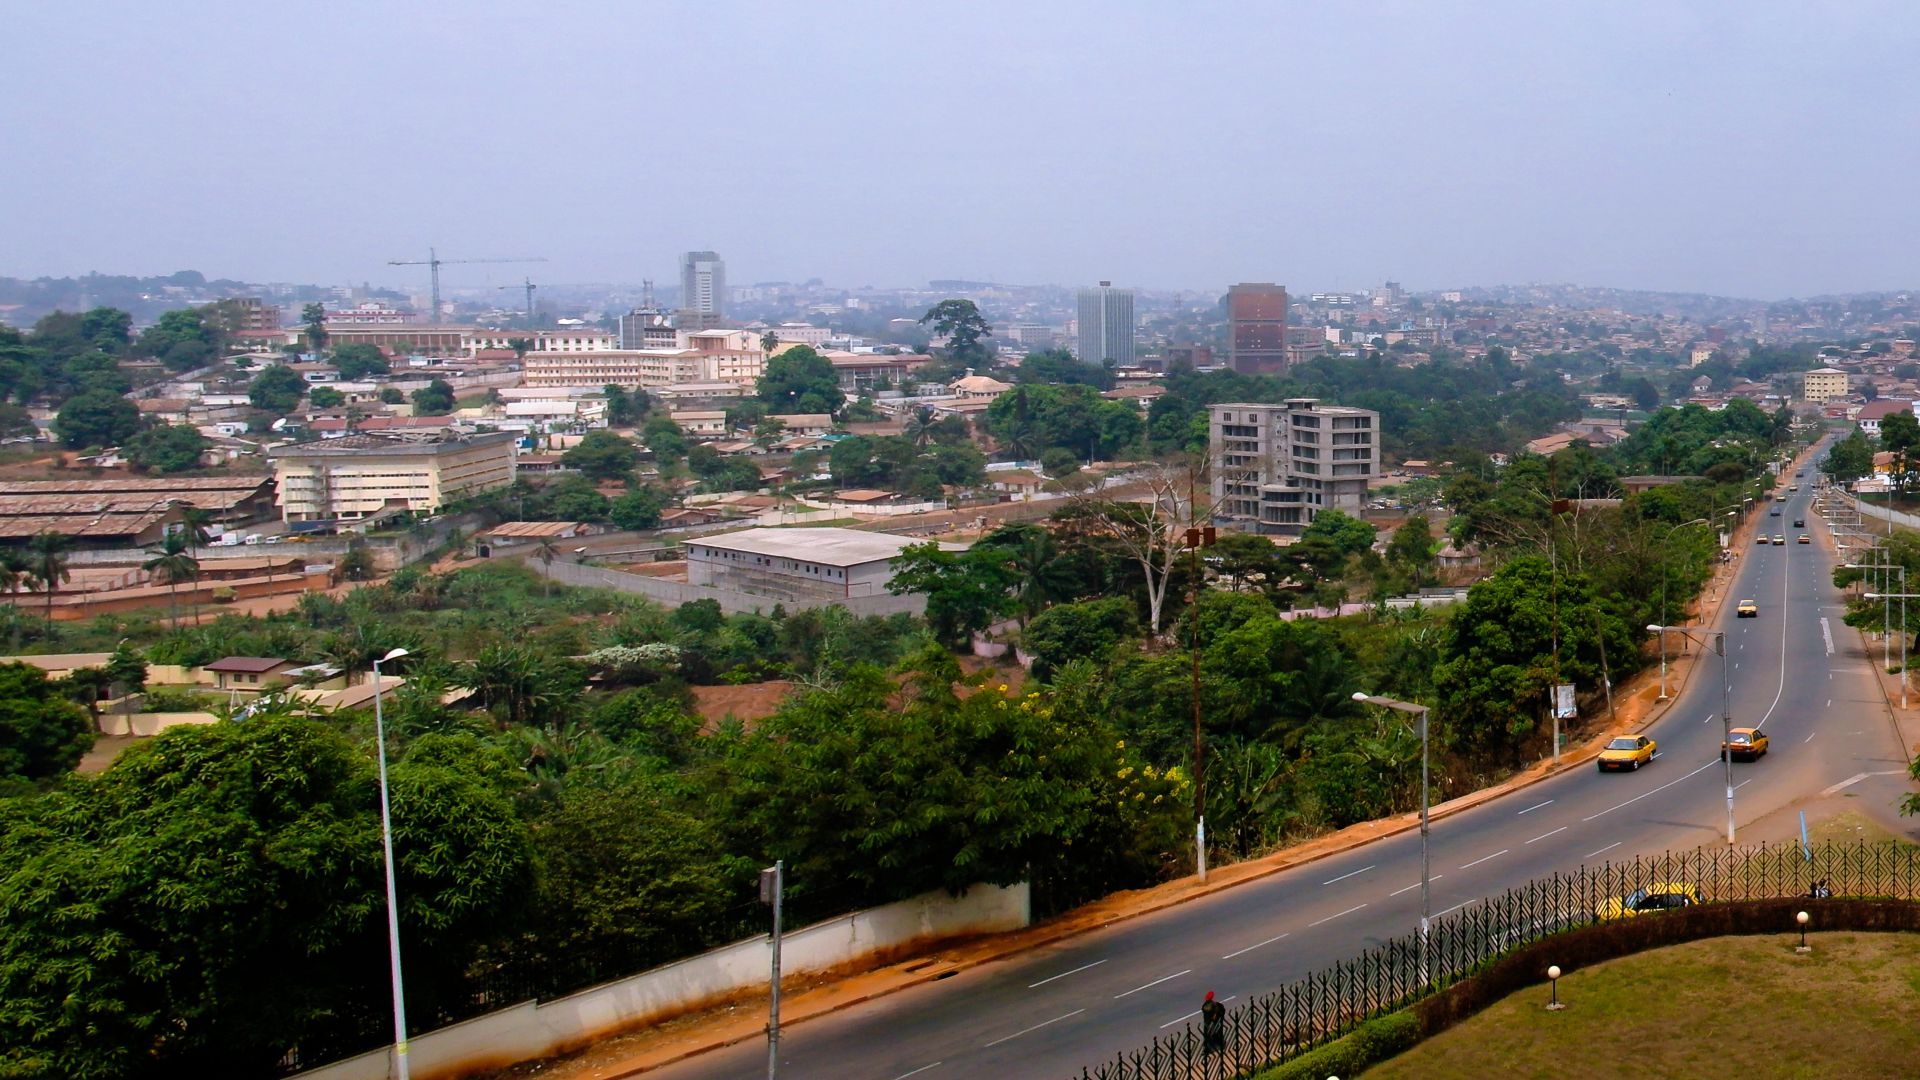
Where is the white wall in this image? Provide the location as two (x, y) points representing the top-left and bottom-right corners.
(294, 882), (1028, 1080)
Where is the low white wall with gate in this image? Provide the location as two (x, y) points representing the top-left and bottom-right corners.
(294, 882), (1029, 1080)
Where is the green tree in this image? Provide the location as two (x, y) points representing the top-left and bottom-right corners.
(1385, 514), (1439, 588)
(0, 662), (94, 781)
(300, 302), (328, 352)
(1300, 509), (1377, 559)
(330, 342), (389, 379)
(1823, 428), (1875, 481)
(25, 531), (70, 628)
(410, 378), (456, 416)
(53, 390), (141, 448)
(125, 423), (208, 473)
(307, 386), (345, 409)
(642, 415), (687, 464)
(142, 531), (200, 626)
(757, 345), (842, 415)
(562, 430), (640, 480)
(461, 642), (585, 728)
(603, 384), (646, 426)
(610, 485), (669, 531)
(1879, 409), (1920, 492)
(1022, 597), (1139, 680)
(885, 543), (1016, 646)
(918, 299), (992, 367)
(247, 363), (306, 414)
(379, 387), (406, 405)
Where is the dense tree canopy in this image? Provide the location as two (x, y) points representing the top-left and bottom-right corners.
(247, 363), (306, 415)
(757, 346), (842, 415)
(0, 663), (93, 783)
(53, 390), (142, 449)
(126, 423), (208, 472)
(562, 430), (640, 481)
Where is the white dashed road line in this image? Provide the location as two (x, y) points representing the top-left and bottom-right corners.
(1390, 874), (1442, 897)
(1221, 933), (1289, 960)
(1582, 758), (1721, 822)
(1458, 849), (1509, 870)
(1322, 864), (1375, 886)
(1516, 799), (1553, 815)
(1028, 959), (1106, 988)
(1308, 904), (1368, 928)
(1114, 970), (1191, 1000)
(1526, 826), (1569, 845)
(984, 1009), (1084, 1047)
(1585, 841), (1623, 859)
(894, 1064), (942, 1079)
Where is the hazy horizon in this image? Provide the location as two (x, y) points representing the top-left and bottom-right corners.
(4, 1), (1916, 301)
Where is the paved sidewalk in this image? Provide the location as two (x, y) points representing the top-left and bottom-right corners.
(504, 456), (1800, 1080)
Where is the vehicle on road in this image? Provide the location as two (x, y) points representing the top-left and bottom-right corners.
(1755, 533), (1770, 545)
(1596, 883), (1700, 920)
(1721, 727), (1770, 760)
(1598, 735), (1656, 771)
(1770, 508), (1781, 516)
(1793, 518), (1805, 527)
(1798, 534), (1810, 544)
(1737, 599), (1758, 617)
(1772, 534), (1786, 545)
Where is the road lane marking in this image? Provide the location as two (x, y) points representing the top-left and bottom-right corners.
(1736, 778), (1754, 791)
(1028, 959), (1106, 988)
(1526, 826), (1569, 844)
(1434, 900), (1470, 919)
(1113, 969), (1192, 999)
(984, 1009), (1084, 1047)
(1582, 758), (1721, 822)
(1161, 995), (1237, 1028)
(1322, 864), (1375, 885)
(1822, 617), (1834, 655)
(1458, 849), (1509, 870)
(1221, 933), (1289, 960)
(1390, 874), (1442, 897)
(1585, 841), (1623, 859)
(1822, 772), (1875, 796)
(1805, 732), (1816, 742)
(894, 1064), (942, 1079)
(1308, 904), (1368, 927)
(1516, 799), (1553, 815)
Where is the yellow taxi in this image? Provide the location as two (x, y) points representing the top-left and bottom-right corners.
(1596, 883), (1700, 921)
(1722, 727), (1770, 761)
(1736, 599), (1758, 618)
(1597, 734), (1656, 772)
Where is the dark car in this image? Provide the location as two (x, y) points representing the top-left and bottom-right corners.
(1770, 507), (1781, 516)
(1793, 518), (1805, 528)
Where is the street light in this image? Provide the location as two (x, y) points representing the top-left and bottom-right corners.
(372, 646), (413, 1080)
(1648, 624), (1734, 843)
(1655, 518), (1709, 701)
(1865, 589), (1916, 710)
(1354, 691), (1431, 985)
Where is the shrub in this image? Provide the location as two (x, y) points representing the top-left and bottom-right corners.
(1253, 1010), (1420, 1080)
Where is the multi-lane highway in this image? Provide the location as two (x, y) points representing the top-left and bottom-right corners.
(649, 467), (1914, 1080)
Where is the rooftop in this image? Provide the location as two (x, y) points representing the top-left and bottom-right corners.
(691, 526), (960, 567)
(271, 433), (516, 458)
(204, 656), (292, 673)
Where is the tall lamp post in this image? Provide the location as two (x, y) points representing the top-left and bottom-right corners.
(1183, 524), (1215, 882)
(1354, 691), (1431, 984)
(1865, 588), (1913, 710)
(1648, 625), (1734, 843)
(1655, 518), (1709, 701)
(372, 647), (413, 1080)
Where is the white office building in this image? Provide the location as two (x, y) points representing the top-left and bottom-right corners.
(1076, 281), (1135, 367)
(680, 251), (727, 317)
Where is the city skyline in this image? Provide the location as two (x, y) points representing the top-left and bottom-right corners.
(4, 2), (1919, 300)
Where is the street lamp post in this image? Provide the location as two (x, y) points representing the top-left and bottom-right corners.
(372, 646), (413, 1080)
(1184, 525), (1215, 882)
(1865, 588), (1914, 710)
(1648, 625), (1733, 843)
(1354, 692), (1430, 985)
(1656, 518), (1709, 701)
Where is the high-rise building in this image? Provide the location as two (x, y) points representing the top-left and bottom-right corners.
(679, 251), (727, 317)
(1076, 281), (1135, 366)
(1209, 399), (1380, 536)
(1226, 283), (1290, 375)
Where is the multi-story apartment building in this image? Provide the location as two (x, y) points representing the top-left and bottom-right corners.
(1226, 283), (1289, 374)
(1801, 367), (1849, 402)
(1076, 281), (1135, 366)
(521, 329), (765, 390)
(618, 308), (683, 350)
(270, 433), (517, 525)
(1210, 399), (1381, 536)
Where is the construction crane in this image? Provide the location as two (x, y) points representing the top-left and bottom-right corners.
(497, 278), (614, 327)
(386, 248), (546, 323)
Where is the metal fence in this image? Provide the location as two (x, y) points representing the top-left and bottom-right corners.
(1073, 839), (1920, 1080)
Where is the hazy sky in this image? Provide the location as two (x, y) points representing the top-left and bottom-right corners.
(3, 1), (1915, 299)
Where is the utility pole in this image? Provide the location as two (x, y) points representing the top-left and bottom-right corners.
(759, 861), (785, 1080)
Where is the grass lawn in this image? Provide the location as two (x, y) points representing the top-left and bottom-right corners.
(1364, 932), (1920, 1080)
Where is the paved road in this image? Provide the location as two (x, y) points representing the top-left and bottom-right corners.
(649, 471), (1914, 1080)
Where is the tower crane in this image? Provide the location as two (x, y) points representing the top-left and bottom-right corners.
(497, 279), (614, 327)
(386, 248), (546, 323)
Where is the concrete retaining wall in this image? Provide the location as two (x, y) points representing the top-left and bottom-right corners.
(97, 711), (218, 737)
(293, 882), (1029, 1080)
(547, 559), (926, 617)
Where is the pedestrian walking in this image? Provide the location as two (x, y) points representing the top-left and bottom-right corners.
(1200, 990), (1225, 1055)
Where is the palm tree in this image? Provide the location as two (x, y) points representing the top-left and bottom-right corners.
(26, 532), (70, 629)
(534, 535), (560, 594)
(903, 406), (938, 449)
(143, 531), (200, 627)
(0, 550), (26, 649)
(1006, 528), (1073, 624)
(177, 506), (214, 560)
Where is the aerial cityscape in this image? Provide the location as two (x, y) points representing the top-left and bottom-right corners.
(1, 4), (1918, 1080)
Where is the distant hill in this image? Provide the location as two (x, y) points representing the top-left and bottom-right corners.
(0, 271), (403, 329)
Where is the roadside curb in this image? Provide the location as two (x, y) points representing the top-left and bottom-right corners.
(584, 454), (1799, 1078)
